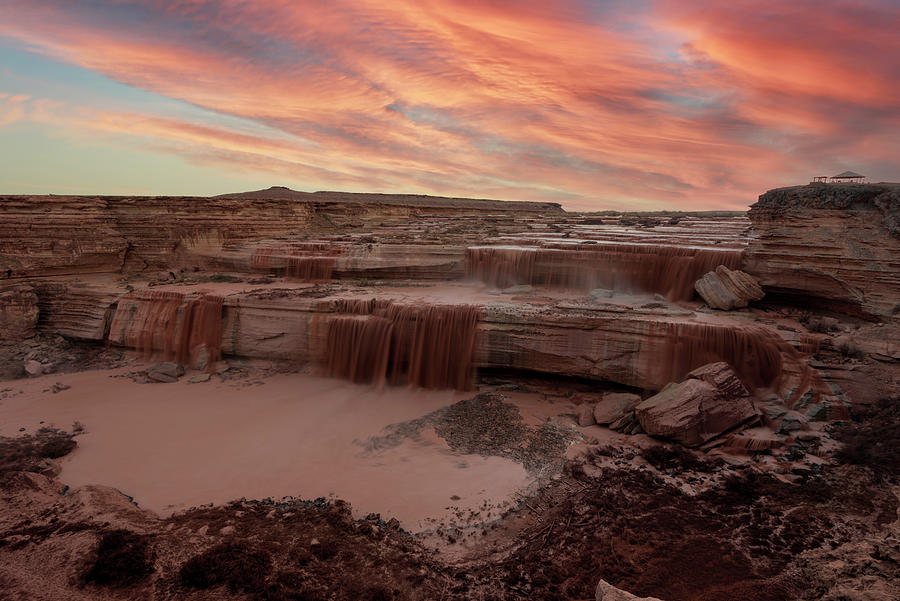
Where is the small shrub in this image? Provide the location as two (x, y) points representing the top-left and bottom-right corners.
(834, 398), (900, 480)
(83, 530), (155, 587)
(640, 445), (709, 472)
(179, 542), (272, 593)
(310, 538), (339, 560)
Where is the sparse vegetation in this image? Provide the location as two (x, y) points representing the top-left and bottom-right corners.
(640, 444), (716, 472)
(179, 542), (273, 593)
(0, 427), (77, 477)
(833, 398), (900, 480)
(83, 530), (155, 587)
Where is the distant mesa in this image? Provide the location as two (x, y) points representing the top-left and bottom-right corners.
(214, 186), (565, 212)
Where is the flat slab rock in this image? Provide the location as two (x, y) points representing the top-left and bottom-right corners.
(635, 362), (758, 447)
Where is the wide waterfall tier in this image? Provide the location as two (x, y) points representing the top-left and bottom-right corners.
(107, 289), (224, 371)
(100, 283), (833, 405)
(321, 301), (480, 390)
(465, 243), (743, 300)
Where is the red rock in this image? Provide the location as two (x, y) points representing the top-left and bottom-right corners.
(695, 265), (764, 310)
(0, 284), (39, 341)
(577, 405), (596, 427)
(635, 362), (757, 447)
(744, 183), (900, 318)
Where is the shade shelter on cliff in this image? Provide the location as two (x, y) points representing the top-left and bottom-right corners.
(830, 171), (866, 183)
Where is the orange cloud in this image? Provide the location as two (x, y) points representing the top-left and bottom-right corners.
(1, 0), (897, 209)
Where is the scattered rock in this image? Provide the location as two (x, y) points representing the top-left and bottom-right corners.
(593, 393), (642, 425)
(24, 360), (44, 377)
(147, 362), (184, 383)
(635, 362), (757, 447)
(777, 414), (808, 434)
(609, 411), (638, 432)
(577, 405), (596, 427)
(694, 265), (764, 310)
(219, 525), (235, 535)
(188, 373), (211, 384)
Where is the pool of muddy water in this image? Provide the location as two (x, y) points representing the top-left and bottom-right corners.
(0, 366), (572, 531)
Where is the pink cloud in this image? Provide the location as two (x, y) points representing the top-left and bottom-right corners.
(1, 0), (897, 209)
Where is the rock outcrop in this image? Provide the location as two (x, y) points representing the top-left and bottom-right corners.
(635, 362), (758, 446)
(694, 265), (764, 310)
(744, 183), (900, 318)
(0, 284), (39, 340)
(0, 196), (127, 278)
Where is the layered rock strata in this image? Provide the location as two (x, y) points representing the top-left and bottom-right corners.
(744, 183), (900, 318)
(100, 285), (832, 404)
(0, 190), (559, 280)
(0, 284), (39, 340)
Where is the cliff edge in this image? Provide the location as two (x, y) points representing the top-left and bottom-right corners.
(744, 183), (900, 318)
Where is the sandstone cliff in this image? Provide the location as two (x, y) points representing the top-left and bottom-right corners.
(744, 183), (900, 318)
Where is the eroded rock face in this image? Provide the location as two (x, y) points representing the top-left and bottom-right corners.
(694, 265), (764, 310)
(635, 362), (757, 447)
(0, 284), (39, 340)
(744, 183), (900, 318)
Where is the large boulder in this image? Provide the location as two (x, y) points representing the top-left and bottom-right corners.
(635, 362), (757, 447)
(596, 579), (665, 600)
(694, 265), (764, 310)
(0, 284), (39, 341)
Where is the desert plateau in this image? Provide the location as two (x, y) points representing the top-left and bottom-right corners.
(0, 183), (898, 600)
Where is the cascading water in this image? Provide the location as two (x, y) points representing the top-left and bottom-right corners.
(647, 321), (785, 390)
(466, 244), (742, 300)
(175, 294), (225, 370)
(322, 300), (480, 390)
(111, 290), (224, 371)
(251, 242), (343, 281)
(324, 315), (394, 387)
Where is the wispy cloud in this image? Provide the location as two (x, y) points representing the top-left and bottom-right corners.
(0, 0), (897, 209)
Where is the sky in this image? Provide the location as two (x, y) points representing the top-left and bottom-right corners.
(0, 1), (897, 211)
